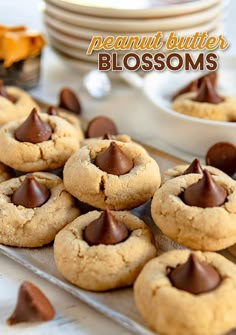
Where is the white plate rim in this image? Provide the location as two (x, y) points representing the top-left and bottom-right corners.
(44, 15), (223, 41)
(45, 0), (223, 19)
(44, 2), (223, 32)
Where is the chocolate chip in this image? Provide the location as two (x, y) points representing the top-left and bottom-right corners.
(0, 79), (17, 103)
(173, 79), (198, 100)
(168, 254), (221, 294)
(12, 174), (50, 208)
(183, 158), (203, 175)
(15, 108), (52, 144)
(206, 142), (236, 177)
(86, 116), (118, 138)
(47, 105), (58, 116)
(173, 72), (218, 100)
(7, 281), (55, 325)
(95, 142), (133, 175)
(194, 77), (224, 104)
(198, 71), (217, 87)
(182, 169), (227, 208)
(59, 88), (81, 115)
(83, 209), (129, 246)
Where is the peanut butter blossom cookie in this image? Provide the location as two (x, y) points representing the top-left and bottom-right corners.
(0, 108), (81, 171)
(0, 80), (40, 125)
(162, 157), (231, 184)
(151, 170), (236, 251)
(134, 250), (236, 335)
(64, 140), (161, 210)
(172, 76), (236, 122)
(0, 172), (80, 247)
(54, 209), (156, 291)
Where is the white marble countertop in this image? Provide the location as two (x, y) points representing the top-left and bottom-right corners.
(0, 1), (236, 334)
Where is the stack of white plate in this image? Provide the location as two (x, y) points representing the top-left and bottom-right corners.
(43, 0), (229, 73)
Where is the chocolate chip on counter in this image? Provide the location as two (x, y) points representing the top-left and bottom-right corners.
(59, 88), (81, 115)
(7, 281), (55, 325)
(206, 142), (236, 177)
(86, 116), (117, 138)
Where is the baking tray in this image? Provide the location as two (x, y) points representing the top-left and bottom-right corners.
(0, 128), (189, 335)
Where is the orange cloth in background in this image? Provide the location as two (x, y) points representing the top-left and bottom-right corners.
(0, 25), (45, 67)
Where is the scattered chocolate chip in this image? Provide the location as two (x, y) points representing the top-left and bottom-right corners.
(182, 169), (227, 208)
(15, 108), (52, 144)
(95, 141), (133, 175)
(194, 77), (224, 104)
(12, 174), (50, 208)
(183, 158), (203, 175)
(173, 79), (198, 100)
(206, 142), (236, 177)
(168, 254), (221, 294)
(7, 281), (55, 325)
(47, 105), (58, 116)
(59, 88), (81, 115)
(86, 116), (118, 138)
(198, 71), (217, 88)
(0, 79), (17, 103)
(83, 209), (129, 246)
(173, 72), (218, 100)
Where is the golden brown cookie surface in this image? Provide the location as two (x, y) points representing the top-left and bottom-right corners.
(54, 210), (157, 291)
(151, 174), (236, 251)
(64, 140), (161, 210)
(0, 113), (81, 171)
(0, 172), (80, 247)
(134, 250), (236, 335)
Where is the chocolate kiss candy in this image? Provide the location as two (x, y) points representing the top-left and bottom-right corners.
(59, 88), (81, 114)
(12, 174), (50, 208)
(7, 281), (55, 325)
(47, 105), (58, 116)
(183, 158), (203, 175)
(15, 108), (52, 143)
(182, 169), (227, 208)
(199, 72), (217, 88)
(95, 141), (133, 175)
(173, 79), (198, 100)
(84, 209), (129, 245)
(168, 254), (221, 294)
(206, 142), (236, 177)
(0, 80), (17, 103)
(86, 116), (118, 138)
(194, 77), (224, 104)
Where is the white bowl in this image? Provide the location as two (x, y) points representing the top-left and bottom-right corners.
(143, 55), (236, 158)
